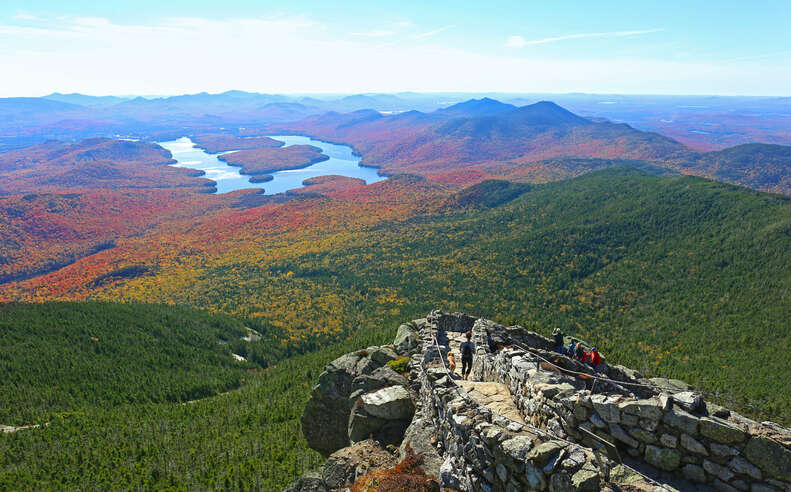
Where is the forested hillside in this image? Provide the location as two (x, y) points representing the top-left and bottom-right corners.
(4, 169), (791, 489)
(4, 168), (791, 423)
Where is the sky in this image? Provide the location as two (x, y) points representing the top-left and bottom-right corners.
(1, 0), (789, 97)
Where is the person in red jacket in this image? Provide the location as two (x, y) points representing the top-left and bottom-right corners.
(582, 347), (602, 372)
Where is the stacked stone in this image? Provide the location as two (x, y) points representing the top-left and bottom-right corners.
(416, 316), (663, 492)
(473, 330), (791, 492)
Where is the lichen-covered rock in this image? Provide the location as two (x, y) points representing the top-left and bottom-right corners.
(399, 417), (443, 479)
(361, 385), (414, 420)
(501, 435), (534, 461)
(663, 407), (700, 435)
(571, 467), (600, 491)
(321, 440), (398, 489)
(302, 351), (379, 456)
(680, 433), (709, 456)
(645, 445), (681, 471)
(619, 399), (663, 421)
(394, 324), (419, 355)
(349, 366), (408, 402)
(700, 417), (747, 444)
(744, 436), (791, 481)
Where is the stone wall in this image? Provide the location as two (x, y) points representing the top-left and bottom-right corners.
(468, 316), (791, 492)
(290, 310), (791, 492)
(413, 316), (657, 492)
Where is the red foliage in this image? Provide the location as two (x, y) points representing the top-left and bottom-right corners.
(0, 138), (213, 193)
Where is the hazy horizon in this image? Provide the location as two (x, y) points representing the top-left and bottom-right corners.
(1, 0), (789, 97)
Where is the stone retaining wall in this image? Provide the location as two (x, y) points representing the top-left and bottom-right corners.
(465, 315), (791, 492)
(415, 318), (650, 492)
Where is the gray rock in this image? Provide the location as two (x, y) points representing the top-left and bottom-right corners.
(350, 366), (408, 401)
(496, 463), (508, 483)
(367, 346), (398, 366)
(743, 436), (791, 481)
(321, 440), (397, 489)
(549, 472), (573, 492)
(680, 433), (709, 456)
(729, 456), (762, 480)
(347, 406), (387, 443)
(704, 459), (735, 482)
(439, 455), (463, 490)
(619, 399), (663, 421)
(713, 479), (739, 492)
(525, 462), (546, 490)
(663, 407), (700, 435)
(571, 467), (600, 492)
(660, 433), (678, 448)
(527, 440), (565, 465)
(630, 428), (658, 444)
(301, 352), (375, 456)
(751, 485), (781, 492)
(682, 464), (707, 483)
(398, 417), (442, 479)
(501, 435), (534, 461)
(610, 424), (639, 448)
(645, 445), (681, 471)
(591, 394), (621, 423)
(711, 442), (739, 457)
(281, 471), (328, 492)
(360, 385), (414, 420)
(394, 324), (419, 355)
(700, 417), (747, 444)
(672, 391), (704, 412)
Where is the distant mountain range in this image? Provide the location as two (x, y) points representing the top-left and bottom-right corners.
(1, 91), (791, 195)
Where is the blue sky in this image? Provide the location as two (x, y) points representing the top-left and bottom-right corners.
(1, 0), (789, 96)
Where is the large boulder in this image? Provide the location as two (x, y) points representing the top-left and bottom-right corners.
(302, 350), (387, 456)
(399, 417), (443, 479)
(361, 385), (415, 420)
(349, 366), (408, 402)
(348, 385), (415, 446)
(321, 439), (398, 489)
(394, 323), (420, 355)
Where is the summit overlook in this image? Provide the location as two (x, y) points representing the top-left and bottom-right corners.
(2, 1), (791, 489)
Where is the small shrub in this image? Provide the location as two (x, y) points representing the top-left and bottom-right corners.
(387, 356), (409, 374)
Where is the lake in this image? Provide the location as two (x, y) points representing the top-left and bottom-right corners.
(158, 135), (386, 195)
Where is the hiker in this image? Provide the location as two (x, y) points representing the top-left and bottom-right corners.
(552, 327), (565, 354)
(583, 347), (602, 372)
(568, 340), (577, 358)
(575, 343), (586, 362)
(460, 331), (475, 380)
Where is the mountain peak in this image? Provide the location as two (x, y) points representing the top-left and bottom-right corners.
(437, 97), (516, 117)
(506, 100), (590, 126)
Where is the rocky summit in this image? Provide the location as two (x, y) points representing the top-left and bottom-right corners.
(287, 310), (791, 492)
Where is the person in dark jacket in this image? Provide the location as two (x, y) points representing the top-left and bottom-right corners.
(460, 331), (475, 380)
(575, 343), (586, 362)
(552, 327), (565, 354)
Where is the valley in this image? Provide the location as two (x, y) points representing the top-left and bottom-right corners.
(2, 93), (791, 491)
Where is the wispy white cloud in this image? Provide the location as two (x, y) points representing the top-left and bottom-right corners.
(412, 24), (454, 39)
(727, 50), (791, 61)
(506, 28), (664, 48)
(0, 16), (786, 96)
(351, 29), (395, 37)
